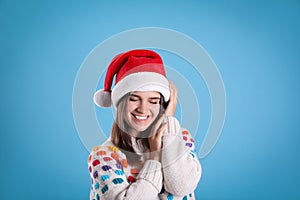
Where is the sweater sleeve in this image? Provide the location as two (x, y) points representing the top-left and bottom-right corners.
(161, 117), (202, 196)
(88, 145), (162, 200)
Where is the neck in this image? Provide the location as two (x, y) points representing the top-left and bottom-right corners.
(127, 128), (140, 138)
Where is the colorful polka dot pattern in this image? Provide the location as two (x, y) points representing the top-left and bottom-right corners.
(157, 129), (197, 200)
(181, 129), (197, 161)
(88, 128), (197, 200)
(89, 144), (144, 199)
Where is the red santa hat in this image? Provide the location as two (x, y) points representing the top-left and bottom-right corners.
(94, 49), (170, 108)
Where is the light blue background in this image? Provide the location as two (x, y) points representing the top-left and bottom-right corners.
(1, 0), (300, 199)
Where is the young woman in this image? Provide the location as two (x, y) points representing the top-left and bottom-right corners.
(88, 49), (202, 200)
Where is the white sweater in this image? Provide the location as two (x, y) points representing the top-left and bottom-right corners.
(88, 117), (202, 200)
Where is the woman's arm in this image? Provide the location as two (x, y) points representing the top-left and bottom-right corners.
(161, 117), (202, 196)
(88, 145), (162, 200)
(159, 81), (201, 195)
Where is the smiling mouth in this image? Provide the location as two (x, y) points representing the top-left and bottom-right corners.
(131, 114), (150, 121)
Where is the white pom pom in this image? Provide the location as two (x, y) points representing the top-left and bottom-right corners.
(93, 89), (112, 107)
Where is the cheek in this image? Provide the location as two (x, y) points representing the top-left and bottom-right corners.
(151, 105), (161, 118)
(124, 102), (133, 123)
(127, 102), (136, 113)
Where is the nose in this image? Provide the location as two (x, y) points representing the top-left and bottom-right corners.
(136, 100), (148, 113)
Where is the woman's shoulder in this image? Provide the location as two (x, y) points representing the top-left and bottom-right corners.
(88, 138), (126, 165)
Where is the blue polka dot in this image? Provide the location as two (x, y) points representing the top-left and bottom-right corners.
(189, 193), (192, 197)
(182, 196), (188, 200)
(101, 185), (109, 194)
(94, 182), (100, 190)
(96, 193), (100, 200)
(112, 178), (124, 184)
(115, 169), (124, 175)
(167, 194), (173, 200)
(101, 174), (110, 181)
(190, 152), (195, 158)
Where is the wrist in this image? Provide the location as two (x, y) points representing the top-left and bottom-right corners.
(149, 151), (161, 161)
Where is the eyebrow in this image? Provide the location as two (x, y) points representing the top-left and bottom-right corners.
(130, 94), (160, 100)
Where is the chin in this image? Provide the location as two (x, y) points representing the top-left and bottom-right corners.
(132, 125), (149, 133)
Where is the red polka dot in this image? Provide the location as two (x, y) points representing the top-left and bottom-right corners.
(89, 166), (92, 173)
(103, 157), (112, 162)
(183, 136), (188, 141)
(92, 159), (100, 166)
(190, 138), (194, 143)
(128, 176), (136, 183)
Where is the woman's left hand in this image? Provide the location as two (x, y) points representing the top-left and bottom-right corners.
(148, 115), (168, 161)
(165, 81), (178, 116)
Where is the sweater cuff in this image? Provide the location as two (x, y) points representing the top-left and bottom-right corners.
(137, 160), (163, 192)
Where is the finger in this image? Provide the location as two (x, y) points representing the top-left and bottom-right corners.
(156, 122), (168, 137)
(170, 82), (178, 97)
(152, 114), (166, 132)
(150, 122), (167, 140)
(168, 81), (178, 101)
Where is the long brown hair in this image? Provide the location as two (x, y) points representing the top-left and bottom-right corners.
(110, 92), (165, 163)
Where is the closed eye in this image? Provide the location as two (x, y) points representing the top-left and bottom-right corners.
(129, 98), (139, 102)
(149, 100), (159, 104)
(149, 98), (160, 104)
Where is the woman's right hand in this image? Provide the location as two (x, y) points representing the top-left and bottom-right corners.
(148, 115), (168, 161)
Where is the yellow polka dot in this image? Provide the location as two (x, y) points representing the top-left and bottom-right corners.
(108, 145), (119, 152)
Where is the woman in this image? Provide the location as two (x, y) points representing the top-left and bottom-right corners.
(88, 49), (202, 200)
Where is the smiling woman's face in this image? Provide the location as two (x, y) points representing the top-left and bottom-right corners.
(124, 91), (161, 135)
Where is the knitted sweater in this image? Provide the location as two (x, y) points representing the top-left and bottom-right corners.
(88, 117), (202, 200)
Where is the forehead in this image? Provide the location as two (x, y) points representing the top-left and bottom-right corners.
(130, 91), (161, 98)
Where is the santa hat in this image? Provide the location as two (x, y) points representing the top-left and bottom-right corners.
(94, 49), (170, 108)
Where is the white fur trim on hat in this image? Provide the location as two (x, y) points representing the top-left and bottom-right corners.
(111, 72), (170, 108)
(93, 89), (112, 107)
